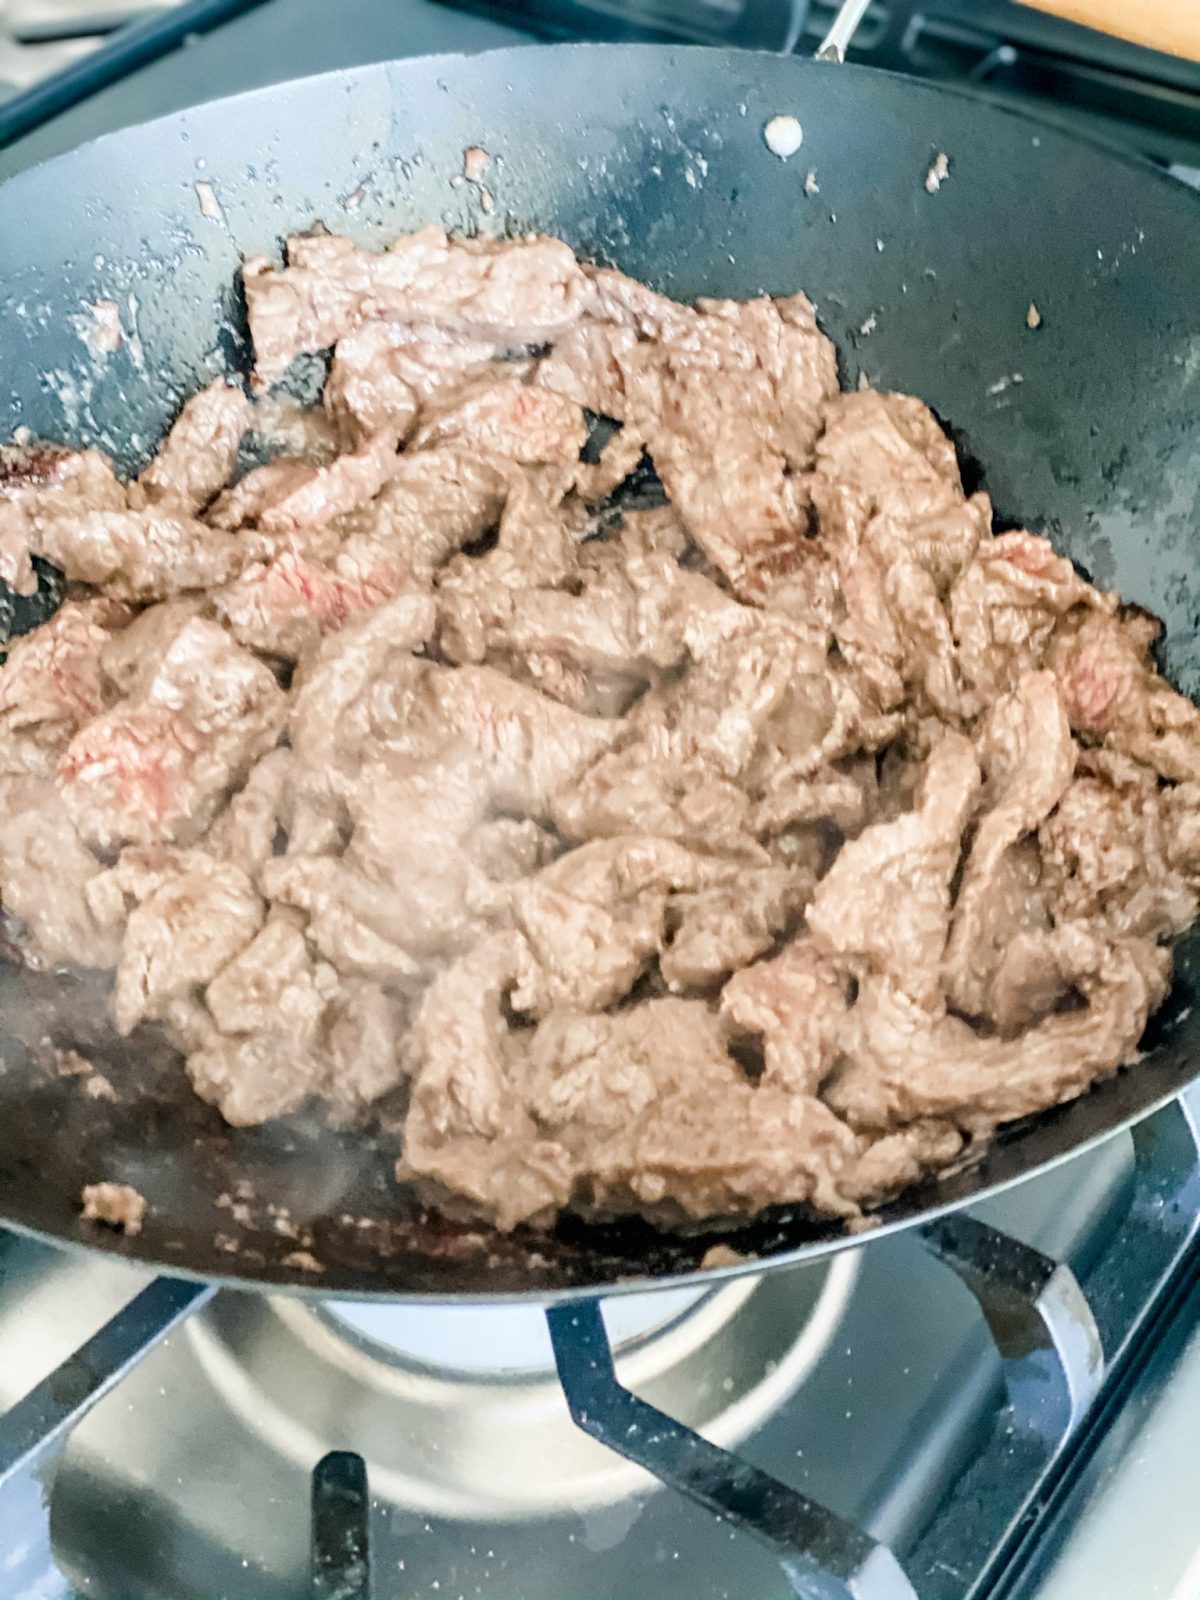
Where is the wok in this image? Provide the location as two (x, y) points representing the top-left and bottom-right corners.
(0, 35), (1197, 1301)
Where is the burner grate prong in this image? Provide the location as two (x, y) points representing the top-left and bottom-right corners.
(312, 1450), (371, 1600)
(547, 1298), (918, 1600)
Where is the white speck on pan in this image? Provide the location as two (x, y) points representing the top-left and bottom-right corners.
(86, 299), (122, 354)
(804, 168), (820, 197)
(924, 151), (950, 193)
(859, 313), (877, 335)
(764, 115), (803, 160)
(194, 179), (226, 225)
(342, 183), (367, 211)
(1026, 301), (1042, 330)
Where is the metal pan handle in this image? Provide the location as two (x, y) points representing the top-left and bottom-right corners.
(815, 0), (872, 61)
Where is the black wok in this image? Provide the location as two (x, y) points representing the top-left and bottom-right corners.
(0, 42), (1197, 1300)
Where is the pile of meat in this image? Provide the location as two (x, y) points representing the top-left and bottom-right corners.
(1, 224), (1198, 1234)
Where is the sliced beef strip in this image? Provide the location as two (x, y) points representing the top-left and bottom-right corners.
(206, 458), (325, 533)
(1050, 606), (1200, 783)
(36, 506), (247, 603)
(0, 445), (127, 594)
(1039, 768), (1200, 942)
(204, 748), (292, 879)
(139, 381), (253, 514)
(58, 618), (286, 851)
(99, 846), (264, 1034)
(0, 600), (122, 778)
(261, 853), (426, 986)
(661, 864), (815, 991)
(204, 912), (338, 1041)
(719, 938), (852, 1095)
(629, 330), (816, 592)
(509, 835), (751, 1014)
(549, 620), (821, 855)
(807, 732), (981, 1005)
(286, 591), (438, 811)
(950, 530), (1113, 700)
(813, 389), (964, 524)
(276, 754), (513, 974)
(408, 663), (622, 818)
(252, 428), (402, 536)
(244, 227), (592, 381)
(399, 933), (864, 1230)
(942, 671), (1075, 1020)
(214, 543), (408, 662)
(412, 378), (586, 467)
(828, 925), (1170, 1135)
(324, 323), (420, 444)
(332, 447), (509, 585)
(99, 598), (205, 698)
(0, 776), (123, 967)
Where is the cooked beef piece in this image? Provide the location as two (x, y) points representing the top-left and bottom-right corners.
(58, 618), (286, 850)
(814, 390), (964, 523)
(324, 323), (420, 444)
(254, 428), (402, 535)
(942, 672), (1075, 1020)
(244, 227), (592, 380)
(139, 381), (253, 513)
(719, 938), (850, 1093)
(36, 506), (247, 603)
(320, 447), (509, 591)
(214, 544), (408, 662)
(0, 226), (1194, 1238)
(1051, 606), (1200, 782)
(0, 445), (127, 594)
(413, 378), (586, 467)
(100, 847), (263, 1034)
(510, 835), (748, 1014)
(0, 600), (122, 777)
(546, 289), (837, 593)
(325, 320), (526, 446)
(662, 864), (814, 991)
(807, 732), (980, 1005)
(950, 530), (1111, 700)
(1039, 766), (1200, 942)
(400, 934), (862, 1229)
(205, 748), (292, 879)
(99, 598), (204, 698)
(286, 591), (438, 809)
(0, 777), (123, 967)
(828, 925), (1169, 1135)
(207, 457), (324, 532)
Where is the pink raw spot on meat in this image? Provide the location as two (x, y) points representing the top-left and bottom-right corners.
(1061, 646), (1128, 729)
(58, 706), (198, 840)
(993, 531), (1060, 576)
(268, 552), (404, 631)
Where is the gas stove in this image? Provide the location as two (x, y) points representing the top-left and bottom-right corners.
(2, 5), (1200, 1599)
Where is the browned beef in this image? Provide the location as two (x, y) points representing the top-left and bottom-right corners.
(0, 226), (1192, 1238)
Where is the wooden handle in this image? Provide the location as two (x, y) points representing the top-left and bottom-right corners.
(1017, 0), (1200, 60)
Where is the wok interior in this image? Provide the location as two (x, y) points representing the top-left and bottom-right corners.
(0, 46), (1198, 1297)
